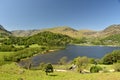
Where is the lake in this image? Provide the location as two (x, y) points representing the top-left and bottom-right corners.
(19, 45), (120, 66)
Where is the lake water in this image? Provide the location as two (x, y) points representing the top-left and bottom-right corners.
(19, 45), (120, 66)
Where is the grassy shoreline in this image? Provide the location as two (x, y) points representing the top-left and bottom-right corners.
(73, 43), (120, 47)
(0, 62), (120, 80)
(0, 45), (65, 66)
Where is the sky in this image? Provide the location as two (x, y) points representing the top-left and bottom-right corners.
(0, 0), (120, 31)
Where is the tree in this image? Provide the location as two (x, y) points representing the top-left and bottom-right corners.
(73, 56), (89, 73)
(102, 53), (113, 64)
(102, 50), (120, 64)
(45, 63), (53, 75)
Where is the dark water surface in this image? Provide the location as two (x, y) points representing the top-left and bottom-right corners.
(19, 45), (120, 66)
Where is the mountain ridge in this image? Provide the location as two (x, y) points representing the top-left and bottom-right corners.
(1, 24), (120, 38)
(11, 26), (95, 38)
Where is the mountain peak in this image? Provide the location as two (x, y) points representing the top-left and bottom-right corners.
(45, 26), (78, 32)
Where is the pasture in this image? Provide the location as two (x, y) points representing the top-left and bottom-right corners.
(0, 62), (120, 80)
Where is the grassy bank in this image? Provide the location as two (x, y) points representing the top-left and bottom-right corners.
(0, 45), (65, 65)
(73, 43), (120, 47)
(0, 62), (120, 80)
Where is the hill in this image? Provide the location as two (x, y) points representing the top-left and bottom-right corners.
(101, 24), (120, 36)
(82, 24), (120, 38)
(4, 31), (74, 46)
(43, 26), (83, 38)
(26, 31), (74, 46)
(11, 26), (80, 38)
(6, 24), (120, 38)
(11, 26), (94, 38)
(101, 34), (120, 45)
(0, 25), (11, 38)
(11, 29), (40, 37)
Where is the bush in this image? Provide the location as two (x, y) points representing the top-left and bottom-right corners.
(90, 66), (102, 73)
(73, 56), (89, 72)
(102, 50), (120, 64)
(45, 63), (53, 75)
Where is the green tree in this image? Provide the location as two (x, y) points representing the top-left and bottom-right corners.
(102, 50), (120, 64)
(73, 56), (89, 73)
(45, 63), (53, 75)
(102, 53), (113, 64)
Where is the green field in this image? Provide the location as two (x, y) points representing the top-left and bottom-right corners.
(0, 62), (120, 80)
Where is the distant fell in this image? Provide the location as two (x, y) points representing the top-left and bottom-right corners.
(12, 26), (84, 38)
(11, 24), (120, 38)
(102, 24), (120, 36)
(83, 24), (120, 37)
(11, 29), (40, 37)
(43, 26), (82, 38)
(0, 25), (11, 38)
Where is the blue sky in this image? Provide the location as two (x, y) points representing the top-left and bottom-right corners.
(0, 0), (120, 31)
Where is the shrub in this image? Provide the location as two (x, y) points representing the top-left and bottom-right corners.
(73, 56), (89, 72)
(102, 50), (120, 64)
(90, 66), (102, 73)
(45, 63), (53, 75)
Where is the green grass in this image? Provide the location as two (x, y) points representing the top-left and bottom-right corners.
(53, 64), (71, 70)
(0, 52), (14, 60)
(14, 45), (25, 48)
(98, 64), (113, 70)
(0, 63), (120, 80)
(29, 44), (41, 48)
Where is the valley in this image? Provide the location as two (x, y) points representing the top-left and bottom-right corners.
(0, 24), (120, 80)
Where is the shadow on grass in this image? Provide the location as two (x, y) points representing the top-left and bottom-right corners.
(48, 74), (58, 76)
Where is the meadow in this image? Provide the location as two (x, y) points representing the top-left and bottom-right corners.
(0, 62), (120, 80)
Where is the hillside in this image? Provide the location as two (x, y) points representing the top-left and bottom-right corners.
(0, 25), (11, 38)
(26, 31), (74, 46)
(101, 24), (120, 36)
(11, 26), (94, 38)
(83, 24), (120, 38)
(11, 29), (40, 37)
(6, 24), (120, 38)
(101, 34), (120, 45)
(11, 26), (80, 38)
(43, 26), (83, 38)
(4, 31), (74, 46)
